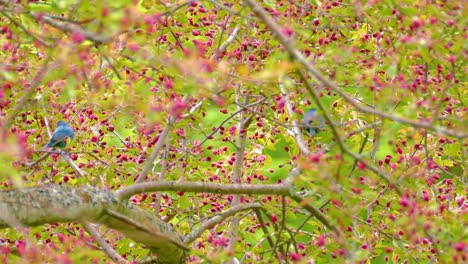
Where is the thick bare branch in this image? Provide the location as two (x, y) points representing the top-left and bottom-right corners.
(0, 186), (186, 264)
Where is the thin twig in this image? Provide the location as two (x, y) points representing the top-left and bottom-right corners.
(211, 25), (240, 60)
(60, 151), (86, 177)
(295, 71), (345, 153)
(182, 97), (266, 159)
(35, 14), (112, 44)
(4, 57), (50, 129)
(206, 0), (239, 15)
(102, 55), (123, 80)
(161, 0), (195, 17)
(1, 10), (50, 47)
(279, 83), (310, 155)
(271, 196), (287, 260)
(82, 222), (128, 264)
(25, 115), (53, 167)
(254, 208), (275, 249)
(184, 203), (262, 244)
(133, 122), (172, 184)
(154, 133), (170, 214)
(346, 133), (369, 178)
(288, 192), (342, 236)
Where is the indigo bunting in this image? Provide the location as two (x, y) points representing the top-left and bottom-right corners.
(301, 108), (323, 136)
(43, 121), (75, 149)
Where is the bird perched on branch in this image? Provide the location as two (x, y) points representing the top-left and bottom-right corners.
(301, 108), (323, 137)
(42, 121), (75, 150)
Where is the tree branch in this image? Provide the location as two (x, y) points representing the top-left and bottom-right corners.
(117, 181), (291, 201)
(36, 14), (112, 44)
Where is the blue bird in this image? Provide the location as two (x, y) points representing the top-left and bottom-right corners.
(43, 121), (75, 149)
(301, 108), (323, 137)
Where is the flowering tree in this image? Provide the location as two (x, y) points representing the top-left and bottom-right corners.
(0, 0), (466, 263)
